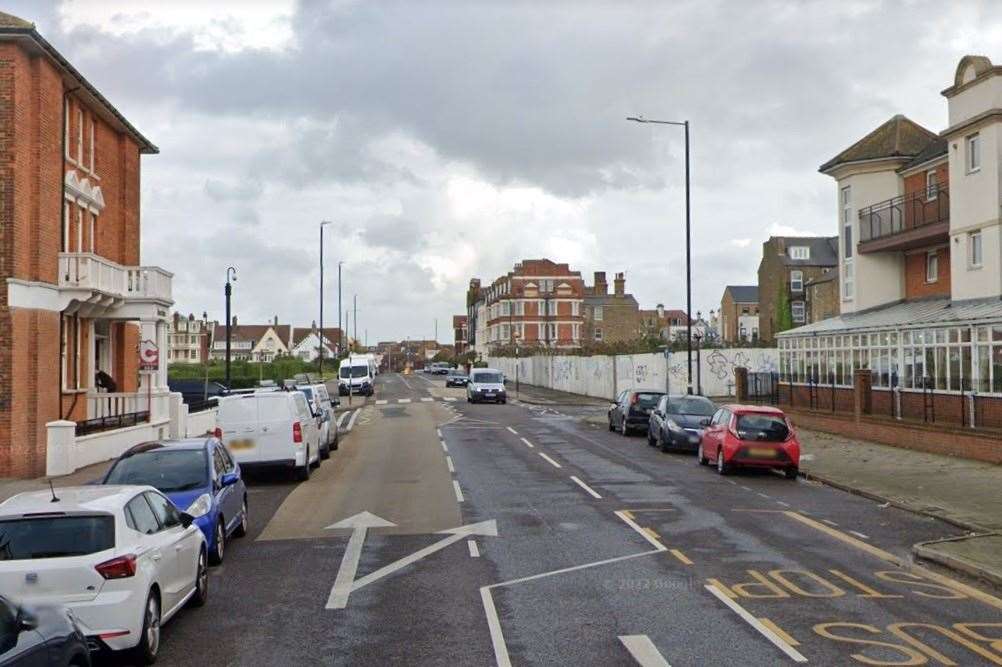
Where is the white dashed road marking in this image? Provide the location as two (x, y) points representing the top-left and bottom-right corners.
(520, 437), (535, 448)
(453, 480), (465, 502)
(506, 426), (518, 435)
(704, 584), (808, 663)
(468, 540), (480, 558)
(849, 530), (870, 540)
(537, 452), (562, 469)
(570, 476), (602, 499)
(446, 456), (455, 473)
(398, 398), (411, 404)
(421, 397), (433, 402)
(375, 399), (388, 405)
(618, 635), (672, 667)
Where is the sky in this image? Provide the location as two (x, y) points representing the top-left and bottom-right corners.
(9, 0), (1002, 344)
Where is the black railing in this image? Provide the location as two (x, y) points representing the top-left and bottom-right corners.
(747, 372), (779, 405)
(75, 411), (150, 437)
(859, 186), (949, 243)
(187, 397), (218, 414)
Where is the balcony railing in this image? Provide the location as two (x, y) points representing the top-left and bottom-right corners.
(858, 186), (949, 243)
(59, 253), (172, 302)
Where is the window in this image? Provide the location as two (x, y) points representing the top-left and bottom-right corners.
(843, 260), (854, 299)
(926, 170), (938, 200)
(843, 220), (853, 259)
(76, 108), (84, 163)
(89, 118), (95, 172)
(145, 492), (181, 529)
(0, 515), (115, 559)
(970, 231), (983, 268)
(126, 495), (161, 535)
(547, 323), (556, 340)
(515, 300), (525, 316)
(594, 328), (603, 341)
(841, 185), (851, 224)
(790, 246), (810, 260)
(594, 306), (603, 321)
(967, 133), (981, 172)
(571, 301), (580, 316)
(791, 301), (805, 323)
(926, 250), (938, 282)
(790, 270), (804, 292)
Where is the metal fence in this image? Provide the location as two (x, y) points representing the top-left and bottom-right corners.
(187, 397), (218, 414)
(75, 410), (150, 437)
(746, 372), (779, 405)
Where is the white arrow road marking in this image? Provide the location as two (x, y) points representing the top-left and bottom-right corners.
(704, 584), (808, 663)
(350, 520), (497, 595)
(346, 409), (362, 431)
(481, 587), (512, 667)
(467, 539), (480, 558)
(325, 512), (397, 609)
(619, 635), (671, 666)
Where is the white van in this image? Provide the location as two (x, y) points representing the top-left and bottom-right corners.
(217, 391), (322, 480)
(467, 368), (507, 404)
(338, 356), (375, 396)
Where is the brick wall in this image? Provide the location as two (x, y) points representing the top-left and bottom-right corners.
(904, 247), (951, 299)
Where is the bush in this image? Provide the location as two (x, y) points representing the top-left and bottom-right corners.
(168, 356), (334, 386)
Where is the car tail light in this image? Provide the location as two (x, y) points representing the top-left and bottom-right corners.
(629, 393), (639, 405)
(292, 421), (303, 444)
(95, 554), (137, 579)
(213, 427), (223, 439)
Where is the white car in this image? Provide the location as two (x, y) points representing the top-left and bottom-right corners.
(297, 384), (339, 456)
(217, 390), (322, 480)
(0, 485), (207, 663)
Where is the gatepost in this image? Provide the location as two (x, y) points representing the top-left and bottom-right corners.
(853, 369), (872, 423)
(734, 367), (748, 402)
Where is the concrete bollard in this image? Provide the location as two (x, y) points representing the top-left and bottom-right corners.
(45, 420), (77, 477)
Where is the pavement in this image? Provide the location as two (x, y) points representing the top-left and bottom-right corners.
(4, 373), (1002, 665)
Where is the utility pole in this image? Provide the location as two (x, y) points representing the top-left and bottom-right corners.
(338, 261), (343, 356)
(224, 267), (236, 389)
(319, 221), (332, 376)
(353, 294), (358, 349)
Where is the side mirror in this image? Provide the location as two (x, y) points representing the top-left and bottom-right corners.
(16, 609), (38, 633)
(179, 512), (195, 529)
(220, 471), (239, 487)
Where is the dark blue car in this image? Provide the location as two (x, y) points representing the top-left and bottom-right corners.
(102, 438), (248, 565)
(0, 595), (90, 666)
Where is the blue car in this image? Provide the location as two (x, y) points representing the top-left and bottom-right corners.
(102, 437), (248, 565)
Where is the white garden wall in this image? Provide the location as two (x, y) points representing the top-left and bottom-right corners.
(487, 347), (779, 400)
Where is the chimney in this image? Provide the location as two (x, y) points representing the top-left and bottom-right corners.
(274, 315), (279, 326)
(656, 303), (664, 318)
(311, 319), (317, 332)
(593, 271), (607, 295)
(613, 272), (625, 297)
(776, 238), (786, 255)
(232, 315), (238, 326)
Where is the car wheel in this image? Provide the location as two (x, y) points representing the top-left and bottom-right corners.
(209, 518), (225, 565)
(320, 442), (331, 460)
(233, 497), (248, 538)
(310, 446), (321, 469)
(189, 549), (209, 608)
(133, 590), (161, 664)
(785, 466), (799, 480)
(697, 443), (709, 466)
(296, 448), (311, 481)
(608, 417), (615, 432)
(716, 450), (730, 475)
(647, 427), (656, 447)
(659, 431), (671, 453)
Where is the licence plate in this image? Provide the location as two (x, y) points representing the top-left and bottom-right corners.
(229, 439), (255, 451)
(748, 447), (776, 458)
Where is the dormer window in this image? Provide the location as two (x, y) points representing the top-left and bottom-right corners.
(789, 246), (810, 260)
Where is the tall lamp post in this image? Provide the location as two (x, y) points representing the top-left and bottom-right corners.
(627, 115), (693, 394)
(224, 266), (237, 389)
(319, 221), (332, 377)
(337, 261), (343, 356)
(201, 311), (209, 401)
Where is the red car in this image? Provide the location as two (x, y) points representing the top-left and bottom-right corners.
(697, 404), (800, 479)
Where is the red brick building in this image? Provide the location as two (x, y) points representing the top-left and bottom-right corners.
(476, 259), (585, 350)
(0, 12), (170, 477)
(452, 315), (468, 354)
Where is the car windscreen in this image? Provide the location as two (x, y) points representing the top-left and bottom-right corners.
(473, 372), (502, 384)
(448, 371), (466, 377)
(668, 396), (716, 416)
(635, 393), (663, 407)
(341, 366), (368, 378)
(735, 414), (790, 442)
(104, 448), (208, 492)
(0, 515), (114, 560)
(299, 387), (314, 400)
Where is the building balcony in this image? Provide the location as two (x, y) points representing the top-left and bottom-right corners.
(858, 186), (949, 253)
(58, 252), (173, 317)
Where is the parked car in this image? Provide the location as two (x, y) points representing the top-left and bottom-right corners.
(338, 356), (375, 396)
(608, 390), (665, 436)
(0, 486), (207, 664)
(466, 368), (506, 404)
(167, 379), (229, 406)
(0, 595), (91, 666)
(648, 394), (717, 452)
(101, 439), (248, 565)
(445, 369), (469, 387)
(216, 390), (322, 481)
(698, 404), (801, 479)
(296, 384), (338, 458)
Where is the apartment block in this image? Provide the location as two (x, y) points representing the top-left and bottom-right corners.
(758, 236), (838, 343)
(719, 285), (759, 343)
(469, 259), (585, 352)
(779, 55), (1002, 410)
(453, 315), (468, 355)
(166, 312), (214, 364)
(582, 272), (640, 343)
(0, 12), (170, 477)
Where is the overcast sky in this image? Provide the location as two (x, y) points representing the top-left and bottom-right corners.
(10, 1), (1002, 344)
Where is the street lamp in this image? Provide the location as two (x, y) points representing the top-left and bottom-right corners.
(627, 115), (693, 394)
(201, 311), (209, 401)
(224, 266), (237, 389)
(319, 221), (333, 377)
(338, 260), (344, 356)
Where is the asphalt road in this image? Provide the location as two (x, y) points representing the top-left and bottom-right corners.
(116, 372), (1002, 666)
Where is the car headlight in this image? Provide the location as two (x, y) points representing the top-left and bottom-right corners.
(666, 419), (681, 431)
(186, 493), (212, 519)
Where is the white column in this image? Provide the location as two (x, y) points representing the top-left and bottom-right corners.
(46, 420), (77, 477)
(156, 320), (169, 390)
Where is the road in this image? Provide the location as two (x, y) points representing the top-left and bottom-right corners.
(135, 372), (1002, 666)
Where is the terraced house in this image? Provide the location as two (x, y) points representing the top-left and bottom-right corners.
(0, 13), (171, 477)
(779, 55), (1002, 426)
